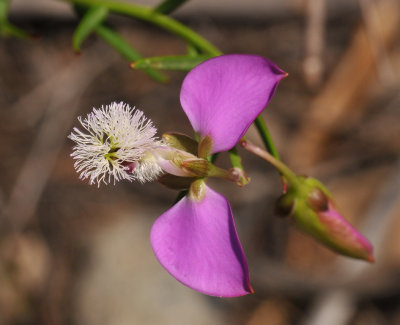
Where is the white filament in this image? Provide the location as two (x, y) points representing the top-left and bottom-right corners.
(68, 102), (163, 186)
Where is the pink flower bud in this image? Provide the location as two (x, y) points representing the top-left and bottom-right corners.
(276, 177), (374, 262)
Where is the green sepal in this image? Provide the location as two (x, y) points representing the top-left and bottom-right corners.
(162, 132), (198, 155)
(302, 177), (332, 199)
(182, 159), (210, 177)
(277, 175), (331, 221)
(131, 55), (213, 71)
(189, 179), (206, 202)
(198, 136), (212, 159)
(73, 6), (109, 52)
(275, 193), (294, 217)
(277, 178), (336, 246)
(287, 190), (326, 240)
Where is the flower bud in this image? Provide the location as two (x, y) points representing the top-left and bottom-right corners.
(277, 176), (374, 262)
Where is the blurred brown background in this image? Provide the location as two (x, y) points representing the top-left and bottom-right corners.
(0, 0), (400, 324)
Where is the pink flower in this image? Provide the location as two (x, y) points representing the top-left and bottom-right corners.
(151, 54), (286, 297)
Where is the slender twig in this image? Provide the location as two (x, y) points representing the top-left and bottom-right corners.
(359, 0), (395, 85)
(240, 139), (297, 188)
(303, 0), (326, 89)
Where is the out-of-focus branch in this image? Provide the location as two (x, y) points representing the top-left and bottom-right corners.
(303, 0), (326, 89)
(291, 0), (400, 169)
(302, 291), (355, 325)
(359, 0), (395, 85)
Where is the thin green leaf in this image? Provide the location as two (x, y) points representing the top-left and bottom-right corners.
(95, 24), (168, 83)
(186, 43), (200, 56)
(0, 0), (9, 24)
(154, 0), (188, 15)
(132, 55), (213, 71)
(64, 0), (222, 56)
(0, 22), (29, 39)
(0, 0), (29, 39)
(73, 6), (108, 52)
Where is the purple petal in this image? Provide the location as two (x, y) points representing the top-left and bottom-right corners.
(180, 54), (286, 154)
(150, 185), (253, 297)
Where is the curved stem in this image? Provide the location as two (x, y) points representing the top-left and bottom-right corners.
(240, 139), (298, 188)
(63, 0), (222, 56)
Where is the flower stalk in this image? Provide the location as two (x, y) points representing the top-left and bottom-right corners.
(240, 139), (297, 188)
(253, 116), (280, 160)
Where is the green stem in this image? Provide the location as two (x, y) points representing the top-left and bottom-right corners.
(0, 0), (10, 24)
(254, 116), (280, 160)
(228, 147), (243, 169)
(63, 0), (221, 56)
(252, 116), (286, 188)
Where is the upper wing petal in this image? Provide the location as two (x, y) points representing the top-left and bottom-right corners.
(180, 54), (286, 154)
